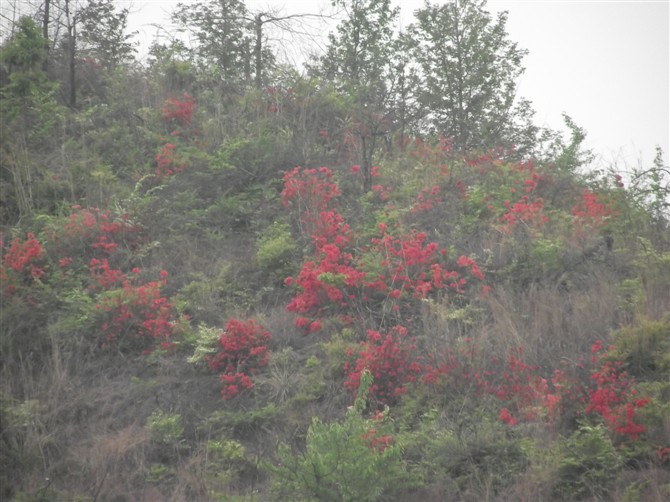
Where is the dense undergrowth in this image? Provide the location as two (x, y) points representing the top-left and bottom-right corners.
(1, 4), (670, 500)
(2, 87), (669, 501)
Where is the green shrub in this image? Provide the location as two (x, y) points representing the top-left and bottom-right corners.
(607, 315), (670, 380)
(147, 411), (184, 461)
(202, 404), (279, 437)
(553, 424), (623, 500)
(402, 409), (528, 499)
(255, 221), (297, 280)
(271, 370), (417, 501)
(202, 438), (251, 487)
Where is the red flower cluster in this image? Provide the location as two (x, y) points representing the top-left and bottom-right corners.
(361, 428), (394, 452)
(57, 205), (177, 354)
(419, 339), (650, 441)
(207, 319), (272, 399)
(572, 189), (618, 234)
(162, 92), (196, 126)
(499, 196), (548, 233)
(95, 269), (176, 354)
(1, 233), (46, 293)
(62, 206), (142, 260)
(89, 258), (127, 290)
(587, 355), (649, 440)
(155, 143), (187, 177)
(369, 229), (474, 301)
(219, 372), (255, 400)
(412, 185), (442, 214)
(345, 326), (422, 406)
(499, 408), (518, 426)
(282, 167), (486, 344)
(281, 167), (341, 231)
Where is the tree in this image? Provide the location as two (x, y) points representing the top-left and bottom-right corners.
(310, 0), (399, 190)
(408, 0), (537, 154)
(62, 0), (78, 107)
(78, 0), (136, 71)
(0, 16), (62, 221)
(172, 0), (255, 89)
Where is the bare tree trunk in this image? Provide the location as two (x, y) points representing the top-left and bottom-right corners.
(254, 13), (263, 89)
(42, 0), (50, 71)
(64, 0), (76, 108)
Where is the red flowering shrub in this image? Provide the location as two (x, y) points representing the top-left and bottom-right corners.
(361, 428), (394, 452)
(95, 269), (177, 354)
(219, 372), (255, 400)
(57, 206), (143, 264)
(344, 326), (422, 406)
(419, 339), (650, 441)
(499, 407), (518, 426)
(155, 142), (187, 177)
(207, 319), (272, 399)
(281, 167), (342, 239)
(282, 168), (486, 331)
(162, 92), (196, 126)
(499, 196), (549, 234)
(1, 233), (47, 295)
(412, 185), (442, 214)
(587, 354), (649, 440)
(572, 188), (618, 235)
(490, 345), (650, 441)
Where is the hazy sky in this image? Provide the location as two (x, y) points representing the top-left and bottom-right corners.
(125, 0), (669, 170)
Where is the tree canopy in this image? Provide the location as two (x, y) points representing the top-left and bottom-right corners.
(408, 0), (537, 153)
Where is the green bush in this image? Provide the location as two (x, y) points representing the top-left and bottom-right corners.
(271, 370), (417, 501)
(607, 315), (670, 380)
(401, 408), (528, 500)
(255, 221), (297, 281)
(553, 424), (623, 500)
(147, 411), (184, 461)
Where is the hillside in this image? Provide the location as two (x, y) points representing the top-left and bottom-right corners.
(1, 1), (669, 500)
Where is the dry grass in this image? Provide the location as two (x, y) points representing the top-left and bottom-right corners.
(480, 268), (622, 367)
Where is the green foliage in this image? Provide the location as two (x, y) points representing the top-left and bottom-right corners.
(171, 0), (254, 87)
(271, 370), (416, 501)
(147, 411), (185, 462)
(1, 1), (670, 499)
(628, 146), (670, 228)
(146, 462), (172, 484)
(0, 17), (63, 221)
(310, 0), (400, 188)
(78, 0), (137, 70)
(607, 316), (670, 380)
(186, 324), (222, 364)
(177, 266), (254, 324)
(408, 0), (536, 153)
(553, 424), (623, 500)
(255, 221), (297, 280)
(199, 438), (253, 490)
(202, 404), (279, 437)
(401, 409), (528, 499)
(147, 410), (184, 446)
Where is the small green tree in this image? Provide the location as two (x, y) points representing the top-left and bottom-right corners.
(0, 16), (63, 221)
(271, 369), (415, 501)
(78, 0), (137, 71)
(553, 424), (623, 500)
(172, 0), (256, 89)
(310, 0), (400, 189)
(408, 0), (537, 154)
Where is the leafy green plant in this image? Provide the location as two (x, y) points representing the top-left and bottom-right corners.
(271, 370), (416, 501)
(553, 424), (623, 500)
(397, 405), (529, 499)
(607, 316), (670, 380)
(255, 221), (297, 281)
(147, 410), (184, 461)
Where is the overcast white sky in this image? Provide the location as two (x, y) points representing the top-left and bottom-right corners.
(124, 0), (669, 170)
